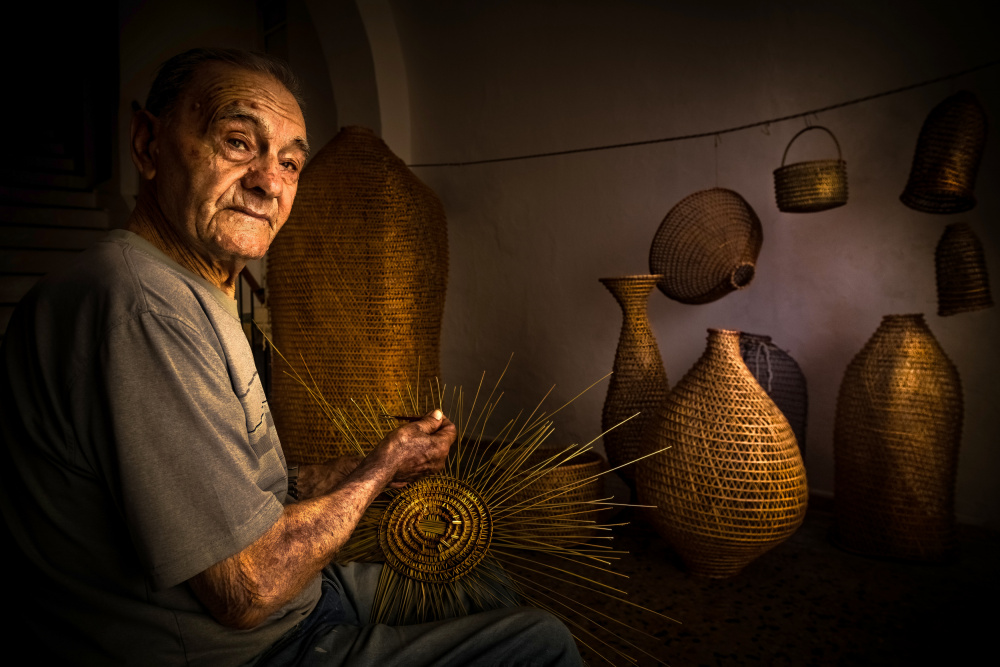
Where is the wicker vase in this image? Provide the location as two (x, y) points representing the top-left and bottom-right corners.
(935, 222), (994, 317)
(833, 314), (963, 562)
(637, 329), (808, 578)
(739, 333), (809, 457)
(900, 91), (988, 214)
(267, 126), (448, 462)
(599, 275), (669, 485)
(648, 188), (763, 304)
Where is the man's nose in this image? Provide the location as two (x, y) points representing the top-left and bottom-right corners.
(242, 154), (282, 198)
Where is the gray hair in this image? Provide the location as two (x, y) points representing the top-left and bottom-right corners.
(145, 47), (304, 119)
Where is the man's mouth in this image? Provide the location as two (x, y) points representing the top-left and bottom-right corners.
(230, 206), (270, 222)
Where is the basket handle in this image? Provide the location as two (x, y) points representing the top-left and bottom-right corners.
(780, 126), (843, 166)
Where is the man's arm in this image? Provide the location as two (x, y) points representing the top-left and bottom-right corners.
(188, 410), (455, 629)
(294, 456), (363, 500)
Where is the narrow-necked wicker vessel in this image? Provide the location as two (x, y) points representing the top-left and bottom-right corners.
(900, 91), (988, 214)
(773, 126), (848, 213)
(600, 275), (669, 484)
(638, 329), (808, 578)
(739, 333), (809, 457)
(833, 314), (963, 562)
(648, 188), (763, 304)
(935, 222), (994, 317)
(267, 126), (448, 462)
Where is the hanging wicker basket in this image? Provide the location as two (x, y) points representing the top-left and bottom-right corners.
(739, 332), (809, 457)
(773, 126), (848, 213)
(648, 188), (763, 304)
(935, 222), (994, 317)
(900, 91), (988, 214)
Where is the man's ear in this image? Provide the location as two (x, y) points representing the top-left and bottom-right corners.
(130, 109), (159, 180)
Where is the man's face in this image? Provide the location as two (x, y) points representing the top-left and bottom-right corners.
(151, 62), (308, 263)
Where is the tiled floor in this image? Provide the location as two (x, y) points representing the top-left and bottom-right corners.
(535, 503), (999, 666)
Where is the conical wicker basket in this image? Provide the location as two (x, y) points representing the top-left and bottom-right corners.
(267, 126), (448, 463)
(739, 333), (809, 457)
(773, 126), (848, 213)
(600, 275), (669, 484)
(833, 314), (963, 562)
(900, 91), (988, 214)
(637, 329), (808, 578)
(935, 222), (994, 317)
(648, 188), (763, 305)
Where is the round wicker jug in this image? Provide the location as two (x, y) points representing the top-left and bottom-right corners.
(900, 91), (988, 214)
(935, 222), (994, 317)
(739, 333), (809, 457)
(637, 329), (808, 578)
(648, 188), (763, 305)
(773, 126), (848, 213)
(267, 126), (448, 462)
(833, 314), (963, 562)
(600, 275), (669, 485)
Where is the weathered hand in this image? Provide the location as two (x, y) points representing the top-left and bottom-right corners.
(373, 409), (457, 488)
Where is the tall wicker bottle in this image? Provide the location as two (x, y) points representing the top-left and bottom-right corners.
(833, 314), (963, 562)
(739, 333), (809, 456)
(600, 275), (669, 485)
(638, 329), (808, 578)
(267, 126), (448, 463)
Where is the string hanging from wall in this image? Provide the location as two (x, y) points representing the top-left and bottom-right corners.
(407, 58), (1000, 169)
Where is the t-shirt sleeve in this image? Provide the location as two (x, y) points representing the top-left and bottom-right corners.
(93, 310), (284, 591)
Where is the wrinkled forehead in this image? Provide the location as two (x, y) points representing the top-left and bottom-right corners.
(179, 62), (306, 134)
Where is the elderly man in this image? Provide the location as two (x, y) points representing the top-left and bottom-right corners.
(0, 48), (581, 666)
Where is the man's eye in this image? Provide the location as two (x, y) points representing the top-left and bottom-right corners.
(227, 138), (249, 151)
(282, 161), (299, 172)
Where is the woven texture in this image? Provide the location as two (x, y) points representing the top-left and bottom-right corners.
(773, 126), (848, 213)
(267, 126), (448, 463)
(900, 91), (988, 214)
(600, 275), (669, 483)
(935, 222), (994, 317)
(739, 333), (809, 457)
(833, 314), (963, 562)
(637, 329), (808, 578)
(648, 188), (763, 304)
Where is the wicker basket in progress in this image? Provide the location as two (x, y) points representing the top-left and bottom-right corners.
(833, 314), (963, 562)
(649, 188), (763, 304)
(900, 91), (988, 214)
(773, 126), (848, 213)
(600, 275), (669, 484)
(637, 329), (808, 578)
(935, 222), (994, 317)
(739, 333), (809, 457)
(267, 126), (448, 463)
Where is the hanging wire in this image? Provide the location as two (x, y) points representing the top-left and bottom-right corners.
(408, 57), (1000, 168)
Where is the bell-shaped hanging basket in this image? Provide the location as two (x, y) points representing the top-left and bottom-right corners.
(773, 126), (848, 213)
(900, 91), (988, 214)
(648, 188), (763, 304)
(935, 222), (994, 316)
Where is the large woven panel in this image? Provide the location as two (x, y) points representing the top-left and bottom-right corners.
(267, 126), (448, 463)
(637, 329), (808, 578)
(833, 314), (963, 562)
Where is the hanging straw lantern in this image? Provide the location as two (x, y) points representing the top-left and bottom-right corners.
(267, 126), (448, 463)
(935, 222), (994, 316)
(900, 91), (988, 214)
(833, 314), (963, 562)
(773, 126), (848, 213)
(648, 188), (763, 304)
(739, 332), (809, 457)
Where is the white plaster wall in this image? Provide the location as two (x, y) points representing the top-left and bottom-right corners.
(389, 0), (1000, 525)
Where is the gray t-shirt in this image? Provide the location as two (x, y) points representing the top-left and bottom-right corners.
(0, 230), (321, 665)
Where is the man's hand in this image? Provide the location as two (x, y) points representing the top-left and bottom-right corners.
(189, 408), (456, 629)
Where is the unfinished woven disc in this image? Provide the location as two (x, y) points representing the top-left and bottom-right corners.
(901, 91), (988, 214)
(380, 476), (492, 584)
(267, 126), (448, 462)
(637, 329), (807, 578)
(935, 222), (994, 316)
(739, 333), (809, 457)
(833, 314), (963, 562)
(649, 188), (763, 304)
(600, 275), (669, 483)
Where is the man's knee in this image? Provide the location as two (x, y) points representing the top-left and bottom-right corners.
(498, 606), (579, 665)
